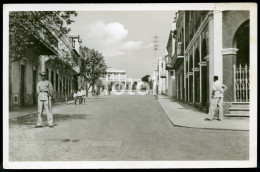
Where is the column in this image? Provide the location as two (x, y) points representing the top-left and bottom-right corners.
(199, 34), (202, 103)
(184, 57), (186, 102)
(208, 11), (223, 100)
(113, 73), (115, 82)
(222, 48), (238, 102)
(208, 14), (214, 101)
(176, 75), (179, 99)
(187, 52), (190, 102)
(119, 73), (121, 82)
(192, 45), (195, 103)
(57, 71), (60, 92)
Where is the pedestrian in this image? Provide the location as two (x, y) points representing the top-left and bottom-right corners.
(73, 90), (78, 106)
(205, 75), (227, 121)
(96, 87), (100, 96)
(77, 88), (82, 104)
(36, 70), (54, 128)
(81, 87), (86, 104)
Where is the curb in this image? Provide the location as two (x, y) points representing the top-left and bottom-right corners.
(157, 99), (249, 131)
(9, 101), (74, 120)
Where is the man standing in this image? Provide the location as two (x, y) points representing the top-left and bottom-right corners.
(205, 76), (227, 121)
(77, 88), (82, 104)
(80, 87), (86, 104)
(36, 71), (54, 128)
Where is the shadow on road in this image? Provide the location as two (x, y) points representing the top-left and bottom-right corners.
(9, 114), (89, 126)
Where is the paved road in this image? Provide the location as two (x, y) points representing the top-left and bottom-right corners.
(9, 95), (249, 161)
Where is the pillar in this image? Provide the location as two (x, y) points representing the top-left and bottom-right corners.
(222, 48), (238, 102)
(199, 34), (202, 103)
(113, 73), (115, 82)
(192, 45), (195, 103)
(208, 11), (223, 100)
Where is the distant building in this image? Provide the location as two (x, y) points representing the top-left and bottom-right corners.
(156, 57), (167, 95)
(103, 68), (127, 85)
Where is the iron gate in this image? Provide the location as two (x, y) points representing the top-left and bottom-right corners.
(233, 64), (250, 102)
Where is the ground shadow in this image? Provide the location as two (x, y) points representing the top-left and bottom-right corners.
(9, 114), (89, 126)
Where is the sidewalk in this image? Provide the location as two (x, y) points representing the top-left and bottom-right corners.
(158, 95), (249, 131)
(9, 100), (74, 119)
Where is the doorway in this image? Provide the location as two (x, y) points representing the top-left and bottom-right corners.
(20, 64), (25, 106)
(32, 69), (37, 105)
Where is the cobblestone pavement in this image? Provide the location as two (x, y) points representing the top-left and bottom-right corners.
(9, 95), (249, 161)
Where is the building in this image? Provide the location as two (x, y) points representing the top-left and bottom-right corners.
(156, 57), (167, 95)
(171, 10), (250, 116)
(9, 15), (82, 108)
(99, 68), (127, 93)
(103, 68), (127, 85)
(165, 22), (177, 99)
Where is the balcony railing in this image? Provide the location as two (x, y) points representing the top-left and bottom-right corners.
(177, 42), (184, 56)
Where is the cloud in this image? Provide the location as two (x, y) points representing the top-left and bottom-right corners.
(84, 21), (152, 57)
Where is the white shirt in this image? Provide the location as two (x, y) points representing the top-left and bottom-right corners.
(73, 93), (78, 98)
(81, 90), (86, 96)
(77, 91), (82, 96)
(213, 80), (226, 98)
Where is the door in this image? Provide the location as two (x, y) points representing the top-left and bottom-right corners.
(20, 65), (25, 106)
(32, 69), (37, 105)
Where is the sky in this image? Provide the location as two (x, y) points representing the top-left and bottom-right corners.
(69, 11), (175, 79)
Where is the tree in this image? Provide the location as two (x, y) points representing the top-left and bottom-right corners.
(79, 47), (107, 94)
(141, 75), (150, 83)
(9, 11), (78, 62)
(9, 11), (78, 101)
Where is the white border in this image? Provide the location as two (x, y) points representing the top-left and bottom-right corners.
(3, 3), (257, 169)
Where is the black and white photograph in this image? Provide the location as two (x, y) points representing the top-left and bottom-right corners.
(3, 3), (257, 169)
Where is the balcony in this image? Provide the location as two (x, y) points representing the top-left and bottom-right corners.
(165, 55), (174, 70)
(35, 27), (59, 55)
(177, 42), (184, 57)
(171, 42), (184, 70)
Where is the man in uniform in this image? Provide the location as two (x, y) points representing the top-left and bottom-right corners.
(205, 75), (227, 121)
(36, 71), (54, 128)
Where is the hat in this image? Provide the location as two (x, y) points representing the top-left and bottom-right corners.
(39, 71), (47, 76)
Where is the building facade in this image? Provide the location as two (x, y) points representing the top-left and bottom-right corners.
(165, 22), (177, 99)
(172, 10), (250, 116)
(9, 18), (82, 108)
(156, 57), (167, 95)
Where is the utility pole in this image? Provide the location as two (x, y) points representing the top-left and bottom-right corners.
(153, 35), (159, 99)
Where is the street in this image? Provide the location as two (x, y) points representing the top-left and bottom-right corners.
(9, 95), (249, 161)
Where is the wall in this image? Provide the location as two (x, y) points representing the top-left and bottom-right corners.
(222, 11), (249, 102)
(222, 11), (249, 49)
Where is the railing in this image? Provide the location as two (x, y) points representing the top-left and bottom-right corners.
(233, 64), (250, 102)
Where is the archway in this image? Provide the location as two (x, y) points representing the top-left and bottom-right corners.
(232, 19), (250, 102)
(233, 20), (249, 67)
